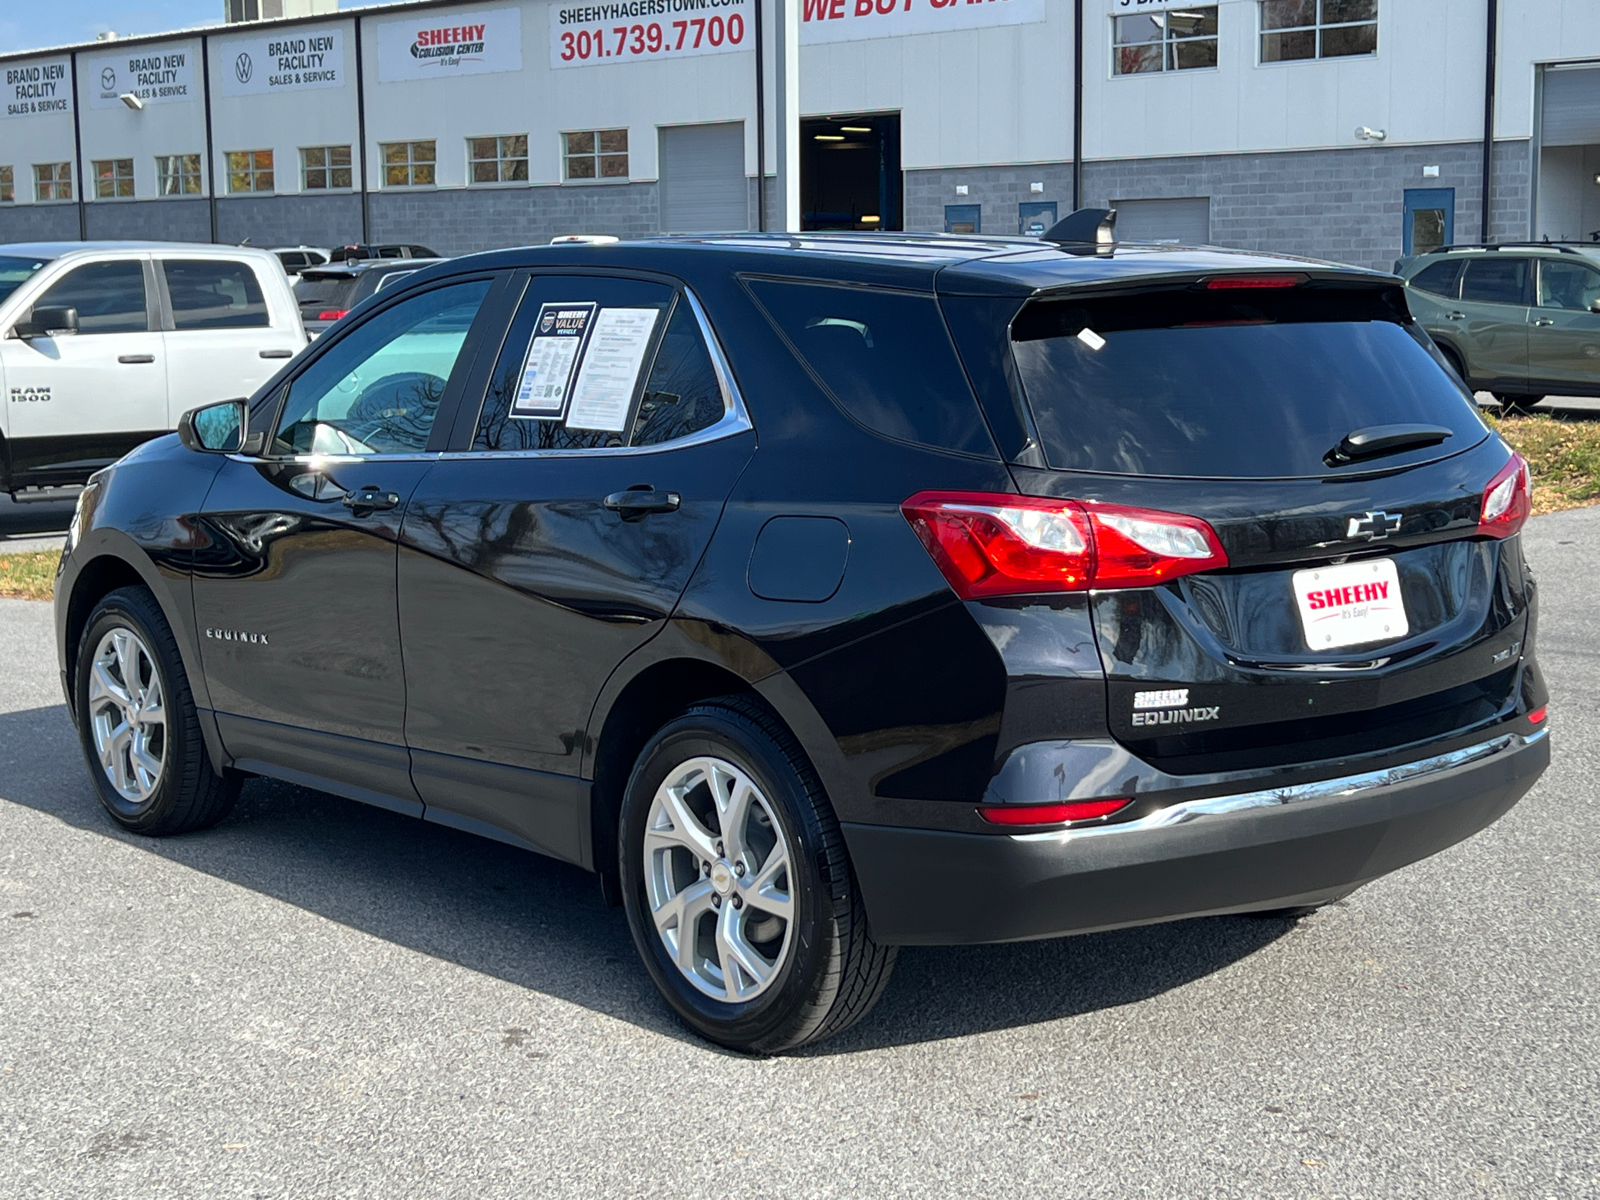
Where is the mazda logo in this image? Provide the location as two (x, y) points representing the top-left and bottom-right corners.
(100, 67), (116, 90)
(234, 52), (253, 84)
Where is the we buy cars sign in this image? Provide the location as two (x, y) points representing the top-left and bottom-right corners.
(552, 0), (1042, 66)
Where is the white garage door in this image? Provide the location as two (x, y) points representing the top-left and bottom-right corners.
(1542, 66), (1600, 146)
(659, 122), (748, 233)
(1113, 197), (1211, 245)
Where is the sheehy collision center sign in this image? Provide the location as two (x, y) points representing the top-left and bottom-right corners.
(4, 59), (72, 119)
(376, 7), (523, 81)
(220, 27), (345, 96)
(83, 46), (196, 107)
(552, 0), (1041, 65)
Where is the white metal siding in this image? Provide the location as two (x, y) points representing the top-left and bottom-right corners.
(1113, 197), (1211, 245)
(659, 122), (747, 233)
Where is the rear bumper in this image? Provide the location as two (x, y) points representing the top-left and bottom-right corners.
(843, 727), (1549, 946)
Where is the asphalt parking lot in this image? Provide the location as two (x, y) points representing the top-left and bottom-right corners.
(1, 507), (1597, 1198)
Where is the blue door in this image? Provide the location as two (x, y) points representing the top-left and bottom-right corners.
(1403, 188), (1455, 256)
(944, 204), (981, 234)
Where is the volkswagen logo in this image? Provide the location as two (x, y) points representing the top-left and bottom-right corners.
(234, 52), (253, 84)
(100, 66), (116, 91)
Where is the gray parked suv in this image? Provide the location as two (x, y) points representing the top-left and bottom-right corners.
(1397, 243), (1600, 410)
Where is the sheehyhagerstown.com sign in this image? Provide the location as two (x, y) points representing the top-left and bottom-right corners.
(551, 0), (1042, 64)
(376, 7), (523, 82)
(84, 46), (196, 108)
(4, 59), (71, 119)
(220, 27), (345, 96)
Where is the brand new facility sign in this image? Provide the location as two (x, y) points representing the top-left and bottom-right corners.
(3, 59), (72, 119)
(376, 7), (523, 81)
(220, 26), (346, 96)
(84, 46), (196, 107)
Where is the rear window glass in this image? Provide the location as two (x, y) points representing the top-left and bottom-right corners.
(1460, 257), (1532, 306)
(745, 278), (996, 457)
(295, 273), (358, 313)
(1011, 286), (1485, 479)
(164, 260), (269, 329)
(1409, 259), (1461, 297)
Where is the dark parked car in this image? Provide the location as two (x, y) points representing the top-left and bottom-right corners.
(55, 232), (1550, 1053)
(327, 243), (439, 263)
(293, 258), (448, 336)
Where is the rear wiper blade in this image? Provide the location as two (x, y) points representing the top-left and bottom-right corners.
(1324, 423), (1453, 467)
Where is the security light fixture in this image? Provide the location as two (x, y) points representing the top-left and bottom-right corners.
(119, 92), (144, 111)
(955, 184), (969, 196)
(1423, 165), (1440, 178)
(1354, 126), (1386, 142)
(1030, 182), (1044, 194)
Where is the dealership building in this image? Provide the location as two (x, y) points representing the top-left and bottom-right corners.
(2, 0), (1600, 270)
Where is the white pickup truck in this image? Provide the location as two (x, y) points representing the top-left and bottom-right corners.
(0, 241), (306, 498)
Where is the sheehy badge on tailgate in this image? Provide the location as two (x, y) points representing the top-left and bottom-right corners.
(1291, 558), (1409, 650)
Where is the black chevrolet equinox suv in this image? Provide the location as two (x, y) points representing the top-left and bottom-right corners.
(55, 232), (1550, 1052)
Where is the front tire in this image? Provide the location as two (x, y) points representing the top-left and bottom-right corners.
(74, 586), (238, 836)
(619, 697), (895, 1053)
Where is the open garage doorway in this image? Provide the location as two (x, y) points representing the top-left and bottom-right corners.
(801, 113), (902, 232)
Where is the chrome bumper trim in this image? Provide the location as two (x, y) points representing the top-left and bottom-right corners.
(1015, 727), (1548, 844)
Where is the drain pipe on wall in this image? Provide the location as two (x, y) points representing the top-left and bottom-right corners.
(1480, 0), (1498, 243)
(1072, 0), (1083, 210)
(201, 35), (218, 243)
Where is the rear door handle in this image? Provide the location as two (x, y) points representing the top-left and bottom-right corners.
(603, 487), (681, 519)
(341, 485), (401, 517)
(260, 348), (294, 359)
(1446, 311), (1466, 320)
(1533, 317), (1556, 327)
(117, 354), (155, 364)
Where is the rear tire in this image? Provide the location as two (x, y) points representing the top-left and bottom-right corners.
(74, 586), (239, 836)
(619, 696), (895, 1054)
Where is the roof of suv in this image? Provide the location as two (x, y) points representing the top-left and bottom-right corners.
(430, 233), (1391, 296)
(0, 240), (282, 260)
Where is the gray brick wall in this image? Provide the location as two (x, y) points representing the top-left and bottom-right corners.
(905, 140), (1534, 272)
(84, 198), (209, 242)
(370, 183), (662, 256)
(216, 194), (364, 250)
(0, 204), (79, 243)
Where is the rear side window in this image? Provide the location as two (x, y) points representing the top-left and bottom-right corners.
(1010, 285), (1486, 479)
(745, 278), (996, 457)
(164, 259), (269, 329)
(294, 273), (358, 314)
(1409, 259), (1462, 298)
(375, 269), (418, 293)
(630, 301), (725, 447)
(33, 260), (148, 333)
(1460, 257), (1532, 306)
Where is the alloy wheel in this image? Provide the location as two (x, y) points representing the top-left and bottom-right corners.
(643, 756), (795, 1002)
(87, 627), (167, 804)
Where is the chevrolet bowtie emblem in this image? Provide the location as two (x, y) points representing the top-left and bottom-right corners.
(1347, 510), (1403, 540)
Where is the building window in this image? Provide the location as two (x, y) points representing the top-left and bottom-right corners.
(227, 150), (274, 193)
(1114, 6), (1218, 73)
(382, 141), (436, 187)
(0, 167), (13, 204)
(302, 145), (353, 190)
(156, 154), (203, 196)
(227, 0), (262, 19)
(1261, 0), (1376, 62)
(469, 135), (529, 184)
(93, 159), (136, 199)
(34, 162), (72, 202)
(563, 130), (628, 181)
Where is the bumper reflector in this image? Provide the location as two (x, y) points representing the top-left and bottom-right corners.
(978, 798), (1132, 827)
(1529, 705), (1547, 724)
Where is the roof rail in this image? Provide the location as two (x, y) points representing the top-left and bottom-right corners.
(1434, 241), (1593, 255)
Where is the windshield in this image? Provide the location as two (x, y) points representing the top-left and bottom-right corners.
(0, 256), (50, 307)
(1010, 285), (1487, 479)
(294, 273), (358, 314)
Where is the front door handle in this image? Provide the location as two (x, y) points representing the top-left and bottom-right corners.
(1446, 311), (1466, 320)
(603, 487), (681, 520)
(117, 354), (155, 364)
(341, 484), (401, 517)
(1533, 317), (1556, 327)
(259, 348), (294, 359)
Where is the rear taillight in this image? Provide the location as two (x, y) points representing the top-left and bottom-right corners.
(978, 799), (1132, 827)
(316, 309), (348, 321)
(1529, 705), (1547, 725)
(901, 492), (1227, 599)
(1478, 452), (1531, 539)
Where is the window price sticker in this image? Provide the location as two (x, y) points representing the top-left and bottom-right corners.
(510, 301), (596, 419)
(567, 307), (660, 432)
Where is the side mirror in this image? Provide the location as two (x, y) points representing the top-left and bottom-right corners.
(24, 305), (79, 338)
(178, 399), (252, 454)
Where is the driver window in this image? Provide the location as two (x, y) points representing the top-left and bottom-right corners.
(1537, 260), (1600, 312)
(272, 279), (489, 456)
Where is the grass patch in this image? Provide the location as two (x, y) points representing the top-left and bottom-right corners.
(1486, 411), (1600, 515)
(0, 551), (58, 601)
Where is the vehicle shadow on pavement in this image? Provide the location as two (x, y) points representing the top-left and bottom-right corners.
(0, 702), (1293, 1054)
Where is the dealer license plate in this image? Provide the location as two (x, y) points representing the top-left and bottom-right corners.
(1291, 558), (1409, 650)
